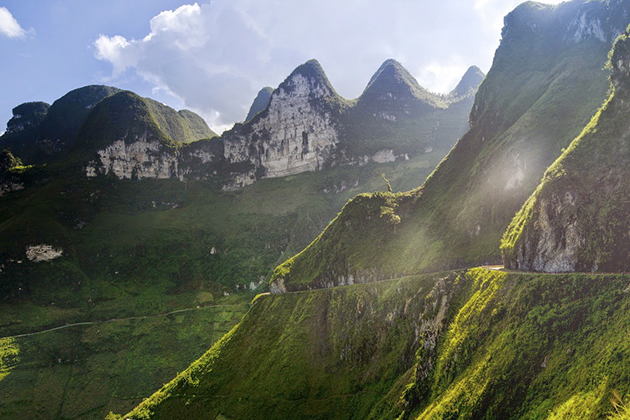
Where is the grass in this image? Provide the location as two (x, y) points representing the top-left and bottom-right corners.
(123, 268), (630, 420)
(0, 296), (250, 420)
(0, 151), (448, 419)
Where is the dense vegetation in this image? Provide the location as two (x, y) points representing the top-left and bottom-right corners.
(123, 268), (630, 420)
(5, 1), (630, 419)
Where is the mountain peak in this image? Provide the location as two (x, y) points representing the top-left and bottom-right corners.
(280, 59), (338, 97)
(245, 86), (274, 122)
(449, 66), (485, 98)
(360, 58), (445, 108)
(364, 59), (423, 95)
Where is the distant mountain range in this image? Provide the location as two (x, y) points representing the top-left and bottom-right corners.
(1, 58), (481, 191)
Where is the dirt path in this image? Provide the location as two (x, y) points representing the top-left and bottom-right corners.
(1, 304), (246, 340)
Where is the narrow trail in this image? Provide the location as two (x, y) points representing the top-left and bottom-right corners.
(1, 303), (247, 340)
(5, 265), (623, 341)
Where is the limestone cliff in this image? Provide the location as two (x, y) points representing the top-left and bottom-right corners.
(222, 59), (345, 179)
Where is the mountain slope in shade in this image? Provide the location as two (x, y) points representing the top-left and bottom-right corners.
(448, 65), (485, 98)
(0, 86), (120, 164)
(245, 86), (274, 122)
(269, 0), (625, 292)
(502, 24), (630, 273)
(340, 60), (483, 159)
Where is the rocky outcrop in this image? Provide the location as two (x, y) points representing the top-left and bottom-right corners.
(26, 245), (63, 262)
(506, 191), (584, 273)
(86, 138), (179, 180)
(223, 60), (341, 178)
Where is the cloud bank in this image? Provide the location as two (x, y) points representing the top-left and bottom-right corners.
(94, 0), (563, 131)
(0, 7), (26, 39)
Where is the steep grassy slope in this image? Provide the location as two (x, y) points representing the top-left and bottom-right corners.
(0, 151), (446, 419)
(123, 268), (630, 420)
(502, 25), (630, 272)
(75, 91), (215, 154)
(143, 99), (216, 144)
(271, 0), (624, 291)
(0, 150), (446, 303)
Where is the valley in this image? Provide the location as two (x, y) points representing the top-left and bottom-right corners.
(3, 0), (630, 419)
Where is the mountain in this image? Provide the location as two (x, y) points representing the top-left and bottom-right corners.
(245, 86), (273, 122)
(76, 58), (480, 189)
(0, 59), (474, 419)
(220, 59), (349, 182)
(78, 91), (218, 179)
(502, 23), (630, 273)
(0, 86), (120, 164)
(269, 0), (626, 293)
(114, 5), (630, 419)
(340, 60), (480, 159)
(448, 65), (485, 98)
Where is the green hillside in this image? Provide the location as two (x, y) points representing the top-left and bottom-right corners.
(124, 268), (630, 420)
(0, 86), (215, 167)
(271, 0), (618, 292)
(0, 296), (249, 420)
(0, 86), (120, 164)
(502, 24), (630, 273)
(0, 149), (447, 419)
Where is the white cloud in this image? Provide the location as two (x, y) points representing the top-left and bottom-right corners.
(0, 7), (27, 39)
(93, 0), (536, 131)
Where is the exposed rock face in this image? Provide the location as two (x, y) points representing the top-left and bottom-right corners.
(223, 60), (341, 178)
(510, 192), (583, 273)
(86, 139), (179, 180)
(26, 245), (63, 262)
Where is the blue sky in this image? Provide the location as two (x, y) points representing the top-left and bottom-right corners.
(0, 0), (565, 134)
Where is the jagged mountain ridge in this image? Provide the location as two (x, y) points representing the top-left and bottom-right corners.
(64, 59), (480, 189)
(502, 23), (630, 273)
(268, 0), (627, 292)
(0, 58), (480, 190)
